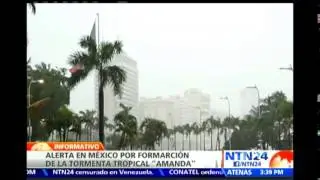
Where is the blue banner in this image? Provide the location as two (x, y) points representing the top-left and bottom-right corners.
(27, 168), (292, 178)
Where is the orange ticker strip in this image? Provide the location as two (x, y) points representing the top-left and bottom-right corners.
(26, 142), (105, 151)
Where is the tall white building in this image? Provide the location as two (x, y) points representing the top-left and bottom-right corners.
(184, 88), (211, 121)
(139, 89), (211, 127)
(139, 89), (213, 150)
(139, 97), (175, 128)
(96, 53), (139, 130)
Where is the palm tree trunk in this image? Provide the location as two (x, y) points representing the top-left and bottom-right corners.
(90, 127), (92, 141)
(51, 131), (54, 141)
(210, 131), (213, 150)
(200, 131), (202, 150)
(215, 128), (219, 150)
(196, 134), (198, 150)
(167, 137), (170, 150)
(189, 135), (191, 150)
(62, 129), (66, 142)
(182, 134), (184, 150)
(58, 131), (62, 142)
(98, 83), (105, 146)
(203, 131), (206, 150)
(224, 129), (227, 149)
(174, 133), (177, 150)
(288, 128), (292, 149)
(66, 130), (69, 141)
(160, 139), (163, 150)
(118, 132), (125, 150)
(278, 119), (281, 149)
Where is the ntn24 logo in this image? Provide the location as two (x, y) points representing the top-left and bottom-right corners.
(225, 151), (268, 161)
(223, 150), (293, 168)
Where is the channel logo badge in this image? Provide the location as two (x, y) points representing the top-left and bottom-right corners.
(223, 150), (293, 168)
(269, 150), (293, 168)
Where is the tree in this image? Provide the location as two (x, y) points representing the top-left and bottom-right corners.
(225, 91), (293, 150)
(140, 118), (167, 150)
(260, 91), (292, 149)
(183, 124), (192, 150)
(222, 116), (240, 150)
(79, 110), (97, 141)
(201, 120), (208, 150)
(173, 126), (179, 150)
(226, 116), (259, 150)
(69, 114), (85, 141)
(175, 125), (184, 150)
(54, 105), (74, 142)
(277, 100), (293, 149)
(191, 122), (201, 150)
(214, 119), (222, 150)
(206, 116), (216, 150)
(166, 129), (174, 150)
(28, 62), (70, 141)
(28, 3), (36, 14)
(114, 104), (138, 150)
(68, 36), (127, 145)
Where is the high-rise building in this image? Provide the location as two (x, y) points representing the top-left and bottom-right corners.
(96, 53), (139, 132)
(139, 97), (175, 128)
(139, 89), (213, 150)
(183, 89), (211, 121)
(139, 89), (211, 127)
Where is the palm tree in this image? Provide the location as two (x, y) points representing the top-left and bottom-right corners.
(223, 116), (240, 150)
(183, 124), (192, 150)
(140, 118), (167, 150)
(114, 103), (138, 150)
(176, 125), (184, 150)
(79, 110), (97, 141)
(166, 129), (174, 150)
(206, 116), (216, 150)
(68, 36), (126, 145)
(54, 105), (74, 141)
(70, 114), (85, 141)
(215, 118), (222, 150)
(173, 126), (179, 150)
(201, 121), (208, 150)
(191, 122), (200, 150)
(278, 100), (293, 149)
(28, 3), (36, 14)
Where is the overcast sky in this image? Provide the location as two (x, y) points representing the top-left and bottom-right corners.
(27, 3), (293, 117)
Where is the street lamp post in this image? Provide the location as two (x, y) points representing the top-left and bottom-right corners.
(27, 77), (44, 141)
(279, 64), (293, 71)
(246, 85), (262, 149)
(279, 65), (293, 149)
(220, 97), (231, 150)
(246, 85), (261, 118)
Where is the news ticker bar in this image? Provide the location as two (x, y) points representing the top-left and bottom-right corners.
(27, 168), (293, 178)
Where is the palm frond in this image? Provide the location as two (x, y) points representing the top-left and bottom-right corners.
(28, 3), (36, 14)
(67, 51), (94, 89)
(79, 36), (97, 54)
(68, 51), (90, 66)
(113, 41), (123, 54)
(99, 41), (123, 64)
(101, 65), (127, 96)
(28, 97), (51, 109)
